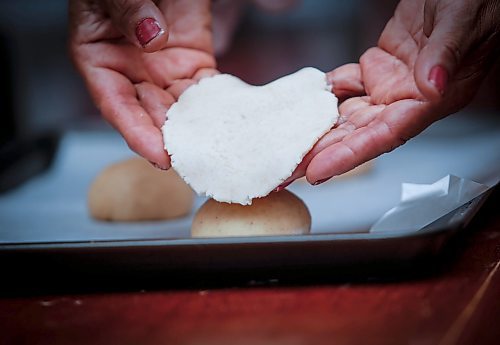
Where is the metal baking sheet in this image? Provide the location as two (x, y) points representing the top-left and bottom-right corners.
(0, 111), (499, 281)
(0, 191), (492, 286)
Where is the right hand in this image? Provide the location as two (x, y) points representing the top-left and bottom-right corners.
(284, 0), (500, 187)
(69, 0), (218, 169)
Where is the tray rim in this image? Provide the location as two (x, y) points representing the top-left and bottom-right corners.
(0, 187), (492, 251)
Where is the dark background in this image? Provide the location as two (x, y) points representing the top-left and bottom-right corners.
(1, 0), (498, 147)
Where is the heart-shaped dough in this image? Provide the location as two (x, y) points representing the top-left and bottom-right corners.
(162, 67), (339, 205)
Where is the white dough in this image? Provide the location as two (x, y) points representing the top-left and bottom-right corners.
(163, 67), (339, 205)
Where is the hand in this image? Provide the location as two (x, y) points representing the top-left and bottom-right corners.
(284, 0), (500, 187)
(69, 0), (217, 169)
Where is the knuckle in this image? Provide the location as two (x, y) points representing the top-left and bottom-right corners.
(442, 40), (461, 68)
(109, 0), (145, 26)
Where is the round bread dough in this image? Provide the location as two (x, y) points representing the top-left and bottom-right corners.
(88, 158), (194, 221)
(191, 190), (311, 237)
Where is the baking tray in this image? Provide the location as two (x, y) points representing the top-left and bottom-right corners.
(0, 189), (492, 288)
(0, 124), (498, 290)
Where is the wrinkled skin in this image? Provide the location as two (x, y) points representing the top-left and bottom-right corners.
(288, 0), (500, 185)
(69, 0), (217, 169)
(70, 0), (499, 183)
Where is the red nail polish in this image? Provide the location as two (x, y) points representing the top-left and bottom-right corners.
(428, 65), (448, 95)
(136, 18), (162, 47)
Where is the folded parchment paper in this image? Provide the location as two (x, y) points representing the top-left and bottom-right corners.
(370, 175), (494, 233)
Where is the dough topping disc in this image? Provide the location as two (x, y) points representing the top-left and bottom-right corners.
(162, 67), (339, 205)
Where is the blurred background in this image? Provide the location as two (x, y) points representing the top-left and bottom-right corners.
(1, 0), (498, 143)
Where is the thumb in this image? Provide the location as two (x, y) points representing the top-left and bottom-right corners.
(414, 0), (467, 102)
(103, 0), (169, 52)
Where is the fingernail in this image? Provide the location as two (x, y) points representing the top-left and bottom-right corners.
(428, 65), (448, 95)
(136, 18), (162, 47)
(274, 181), (292, 192)
(149, 161), (167, 170)
(312, 177), (331, 186)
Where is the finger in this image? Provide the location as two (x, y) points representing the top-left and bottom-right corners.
(279, 159), (308, 188)
(306, 100), (428, 184)
(305, 101), (384, 165)
(414, 1), (470, 101)
(75, 43), (148, 84)
(326, 63), (365, 101)
(193, 67), (220, 81)
(103, 0), (169, 52)
(166, 79), (197, 101)
(135, 82), (176, 128)
(123, 123), (171, 170)
(338, 96), (371, 120)
(166, 67), (219, 100)
(90, 67), (170, 169)
(280, 98), (379, 187)
(423, 0), (437, 38)
(157, 0), (213, 52)
(143, 50), (217, 88)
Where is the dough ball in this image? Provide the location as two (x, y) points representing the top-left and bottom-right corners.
(88, 158), (194, 221)
(191, 190), (311, 237)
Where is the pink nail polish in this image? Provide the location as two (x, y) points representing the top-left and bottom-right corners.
(136, 18), (162, 47)
(428, 65), (448, 95)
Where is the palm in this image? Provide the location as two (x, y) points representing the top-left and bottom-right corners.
(71, 0), (216, 167)
(298, 0), (498, 185)
(300, 1), (440, 184)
